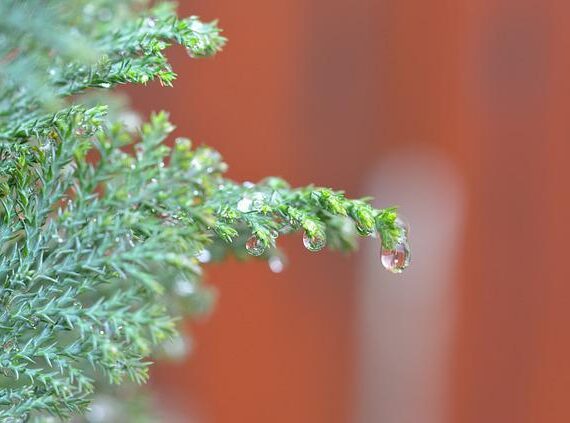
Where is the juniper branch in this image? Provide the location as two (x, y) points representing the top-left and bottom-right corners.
(0, 1), (409, 421)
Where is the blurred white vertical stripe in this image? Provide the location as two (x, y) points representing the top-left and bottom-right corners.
(355, 150), (465, 423)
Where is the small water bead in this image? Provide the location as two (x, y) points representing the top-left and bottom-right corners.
(380, 240), (411, 274)
(251, 192), (265, 209)
(162, 335), (191, 360)
(195, 249), (211, 263)
(245, 235), (266, 256)
(302, 232), (326, 252)
(174, 279), (196, 297)
(28, 316), (39, 328)
(355, 222), (376, 237)
(268, 256), (284, 273)
(86, 395), (119, 423)
(242, 181), (255, 189)
(236, 197), (253, 213)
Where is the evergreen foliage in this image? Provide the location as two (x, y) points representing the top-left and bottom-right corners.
(0, 1), (410, 421)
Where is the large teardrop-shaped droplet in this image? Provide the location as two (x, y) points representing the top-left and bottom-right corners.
(302, 231), (326, 252)
(245, 235), (266, 256)
(380, 240), (411, 273)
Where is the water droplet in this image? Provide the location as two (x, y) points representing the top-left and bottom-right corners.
(302, 232), (326, 252)
(175, 279), (196, 296)
(242, 181), (255, 189)
(268, 256), (284, 273)
(28, 316), (39, 328)
(145, 17), (156, 27)
(380, 240), (411, 274)
(355, 222), (375, 237)
(195, 249), (211, 263)
(162, 335), (190, 360)
(237, 197), (253, 213)
(245, 235), (265, 256)
(86, 395), (119, 423)
(251, 192), (265, 210)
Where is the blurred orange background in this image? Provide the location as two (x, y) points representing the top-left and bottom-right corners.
(127, 0), (570, 422)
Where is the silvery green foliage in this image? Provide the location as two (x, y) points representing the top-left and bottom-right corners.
(0, 1), (406, 420)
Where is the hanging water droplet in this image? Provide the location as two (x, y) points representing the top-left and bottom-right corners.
(195, 249), (211, 263)
(245, 235), (265, 256)
(269, 229), (279, 239)
(237, 197), (253, 213)
(380, 240), (411, 274)
(268, 256), (284, 273)
(302, 232), (326, 252)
